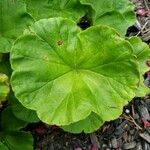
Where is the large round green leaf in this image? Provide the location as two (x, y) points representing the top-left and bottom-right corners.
(128, 37), (150, 96)
(11, 18), (139, 126)
(25, 0), (87, 22)
(80, 0), (136, 36)
(0, 0), (33, 52)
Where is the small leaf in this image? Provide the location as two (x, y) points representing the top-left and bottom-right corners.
(128, 37), (150, 96)
(0, 74), (10, 103)
(0, 0), (33, 52)
(11, 18), (139, 127)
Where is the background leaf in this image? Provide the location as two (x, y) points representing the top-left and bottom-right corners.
(80, 0), (136, 36)
(0, 0), (34, 52)
(2, 132), (33, 150)
(0, 142), (9, 150)
(25, 0), (87, 22)
(10, 94), (40, 123)
(0, 106), (33, 150)
(0, 107), (27, 131)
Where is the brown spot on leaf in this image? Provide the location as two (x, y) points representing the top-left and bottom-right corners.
(57, 40), (63, 46)
(44, 55), (49, 61)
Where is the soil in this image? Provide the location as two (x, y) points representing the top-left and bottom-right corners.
(30, 0), (150, 149)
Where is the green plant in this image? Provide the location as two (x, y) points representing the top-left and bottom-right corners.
(11, 17), (139, 126)
(0, 107), (33, 150)
(0, 0), (150, 149)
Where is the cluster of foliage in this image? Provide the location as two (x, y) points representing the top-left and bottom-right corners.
(0, 0), (150, 149)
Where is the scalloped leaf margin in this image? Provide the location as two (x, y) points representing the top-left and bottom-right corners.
(11, 18), (139, 128)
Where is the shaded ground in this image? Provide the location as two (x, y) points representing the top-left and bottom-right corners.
(31, 0), (150, 150)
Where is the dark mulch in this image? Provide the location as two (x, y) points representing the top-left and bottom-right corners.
(30, 0), (150, 150)
(128, 0), (150, 43)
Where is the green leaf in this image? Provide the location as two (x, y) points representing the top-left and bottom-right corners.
(0, 74), (10, 103)
(0, 107), (33, 150)
(62, 112), (104, 133)
(0, 37), (12, 53)
(0, 107), (27, 131)
(11, 18), (139, 127)
(2, 131), (33, 150)
(0, 142), (9, 150)
(0, 0), (33, 53)
(80, 0), (136, 36)
(25, 0), (87, 22)
(10, 94), (40, 123)
(128, 37), (150, 96)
